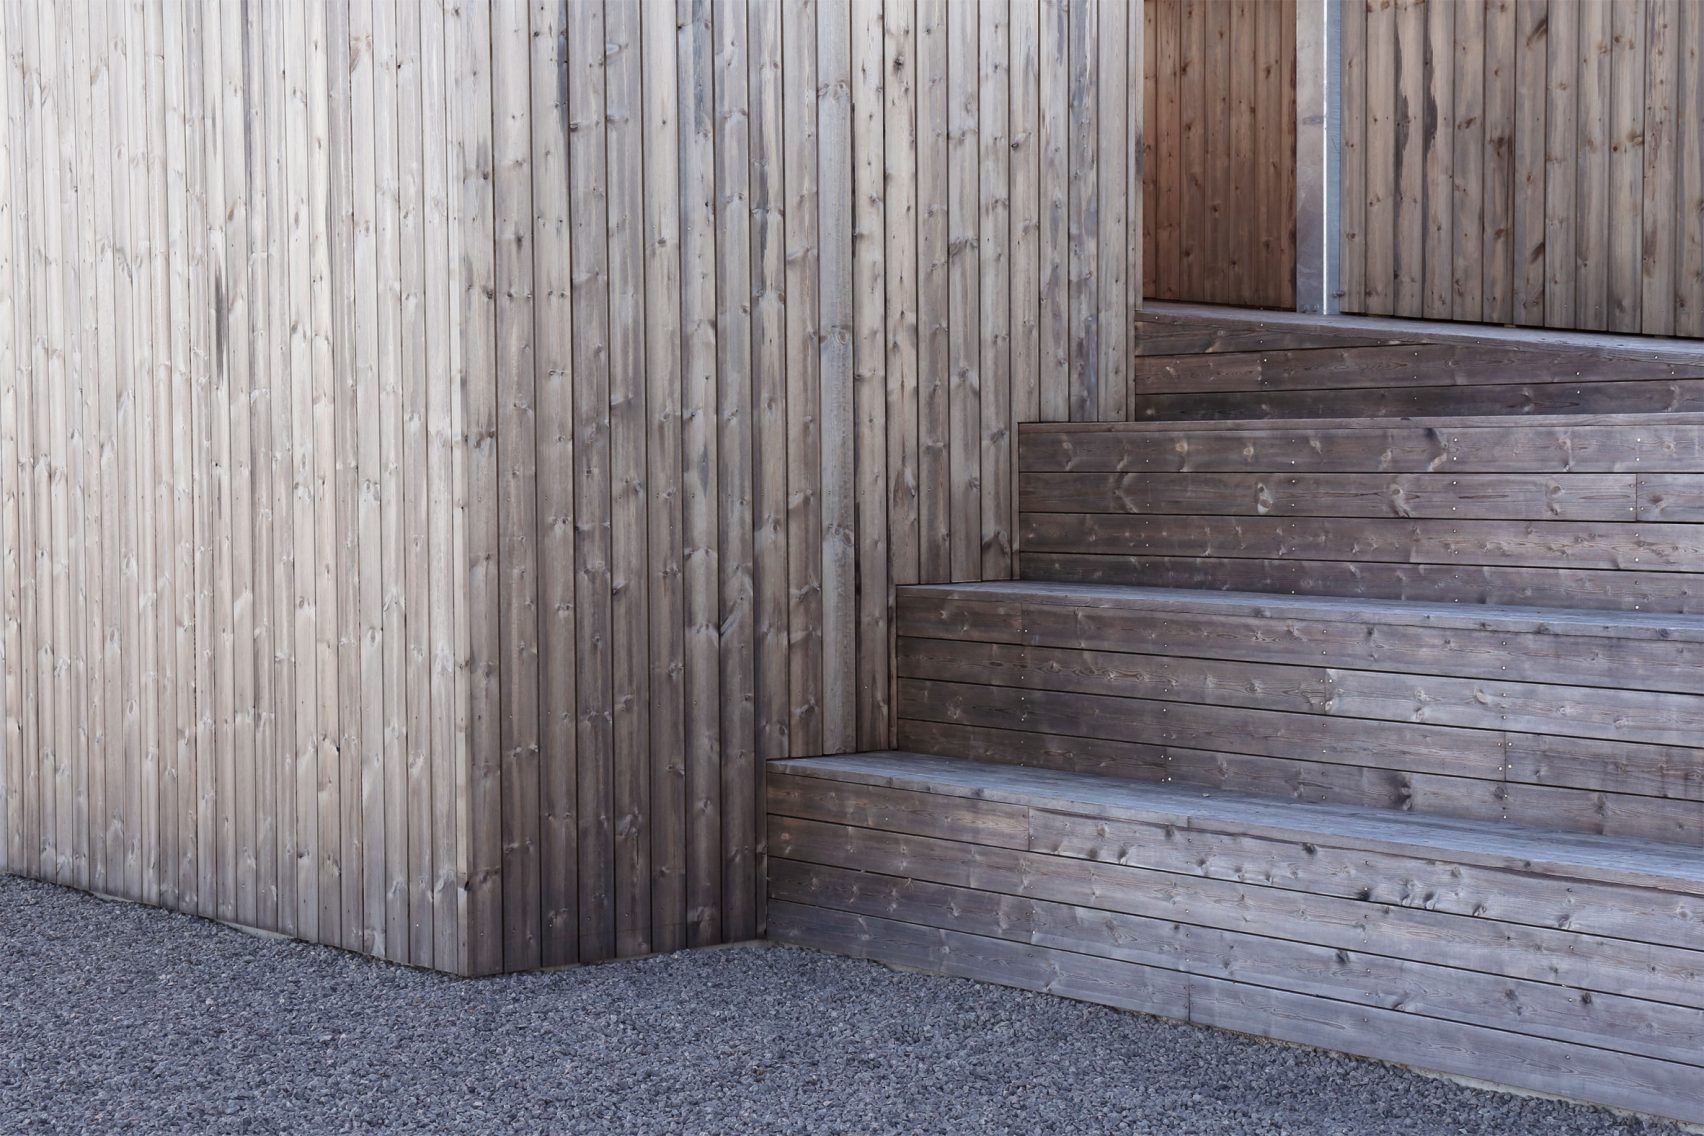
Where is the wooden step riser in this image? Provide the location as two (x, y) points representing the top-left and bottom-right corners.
(772, 899), (1703, 1127)
(1017, 419), (1704, 612)
(1019, 552), (1704, 614)
(765, 763), (1704, 1126)
(773, 860), (1704, 1067)
(1019, 419), (1704, 475)
(899, 640), (1704, 750)
(893, 590), (1704, 846)
(1131, 344), (1704, 394)
(1131, 378), (1704, 421)
(1021, 471), (1679, 522)
(896, 718), (1704, 849)
(896, 593), (1704, 694)
(1123, 336), (1704, 422)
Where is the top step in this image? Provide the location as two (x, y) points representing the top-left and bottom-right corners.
(1128, 332), (1704, 420)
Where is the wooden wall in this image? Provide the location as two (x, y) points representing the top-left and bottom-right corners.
(1340, 0), (1704, 337)
(0, 0), (1142, 974)
(1141, 0), (1296, 309)
(0, 0), (478, 973)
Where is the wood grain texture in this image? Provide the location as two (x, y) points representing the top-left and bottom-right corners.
(1341, 0), (1704, 339)
(766, 753), (1704, 1125)
(1, 0), (1141, 972)
(1142, 0), (1293, 308)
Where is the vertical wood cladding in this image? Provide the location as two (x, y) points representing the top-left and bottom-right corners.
(0, 0), (1141, 973)
(1340, 0), (1704, 338)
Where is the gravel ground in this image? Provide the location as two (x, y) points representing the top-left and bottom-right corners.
(0, 875), (1687, 1136)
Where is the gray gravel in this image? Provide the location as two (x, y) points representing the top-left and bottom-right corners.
(0, 875), (1686, 1136)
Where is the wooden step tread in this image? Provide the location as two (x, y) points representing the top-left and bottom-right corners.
(901, 580), (1704, 642)
(771, 751), (1704, 891)
(1020, 410), (1704, 433)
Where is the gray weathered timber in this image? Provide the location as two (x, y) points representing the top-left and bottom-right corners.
(767, 753), (1704, 1125)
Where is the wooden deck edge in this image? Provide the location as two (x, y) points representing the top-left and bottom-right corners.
(767, 754), (1704, 893)
(1018, 410), (1704, 431)
(1138, 302), (1704, 367)
(769, 897), (1704, 1129)
(894, 580), (1704, 642)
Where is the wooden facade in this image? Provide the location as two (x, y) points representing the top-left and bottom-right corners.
(0, 0), (1141, 974)
(1340, 0), (1704, 337)
(1141, 0), (1297, 309)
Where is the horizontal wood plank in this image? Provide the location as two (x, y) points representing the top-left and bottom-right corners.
(1020, 513), (1704, 575)
(1132, 343), (1704, 395)
(774, 858), (1704, 1067)
(1019, 552), (1704, 614)
(1020, 471), (1639, 521)
(769, 812), (1704, 1010)
(1019, 419), (1704, 474)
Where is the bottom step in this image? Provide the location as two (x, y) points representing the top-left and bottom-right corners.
(767, 752), (1704, 1127)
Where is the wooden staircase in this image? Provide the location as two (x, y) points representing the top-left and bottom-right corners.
(766, 330), (1704, 1126)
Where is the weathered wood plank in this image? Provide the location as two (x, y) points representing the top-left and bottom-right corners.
(1641, 0), (1679, 336)
(978, 0), (1011, 577)
(1606, 0), (1646, 333)
(716, 0), (756, 941)
(457, 0), (503, 976)
(609, 0), (650, 960)
(1132, 342), (1704, 396)
(645, 0), (687, 954)
(1020, 417), (1704, 474)
(1420, 0), (1453, 319)
(745, 0), (783, 938)
(1020, 512), (1704, 574)
(1021, 551), (1704, 615)
(1575, 0), (1612, 329)
(767, 772), (1029, 849)
(783, 0), (824, 750)
(899, 635), (1704, 750)
(1130, 377), (1704, 421)
(819, 0), (856, 756)
(769, 812), (1704, 1011)
(883, 0), (920, 585)
(681, 0), (722, 948)
(528, 0), (575, 967)
(776, 860), (1704, 1067)
(1019, 470), (1639, 521)
(1391, 0), (1424, 315)
(1545, 0), (1579, 325)
(567, 0), (612, 965)
(492, 0), (538, 973)
(850, 0), (887, 756)
(1338, 0), (1366, 312)
(1511, 0), (1548, 325)
(1481, 0), (1516, 324)
(1679, 0), (1704, 335)
(946, 0), (980, 565)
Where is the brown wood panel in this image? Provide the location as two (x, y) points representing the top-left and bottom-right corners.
(1142, 0), (1294, 308)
